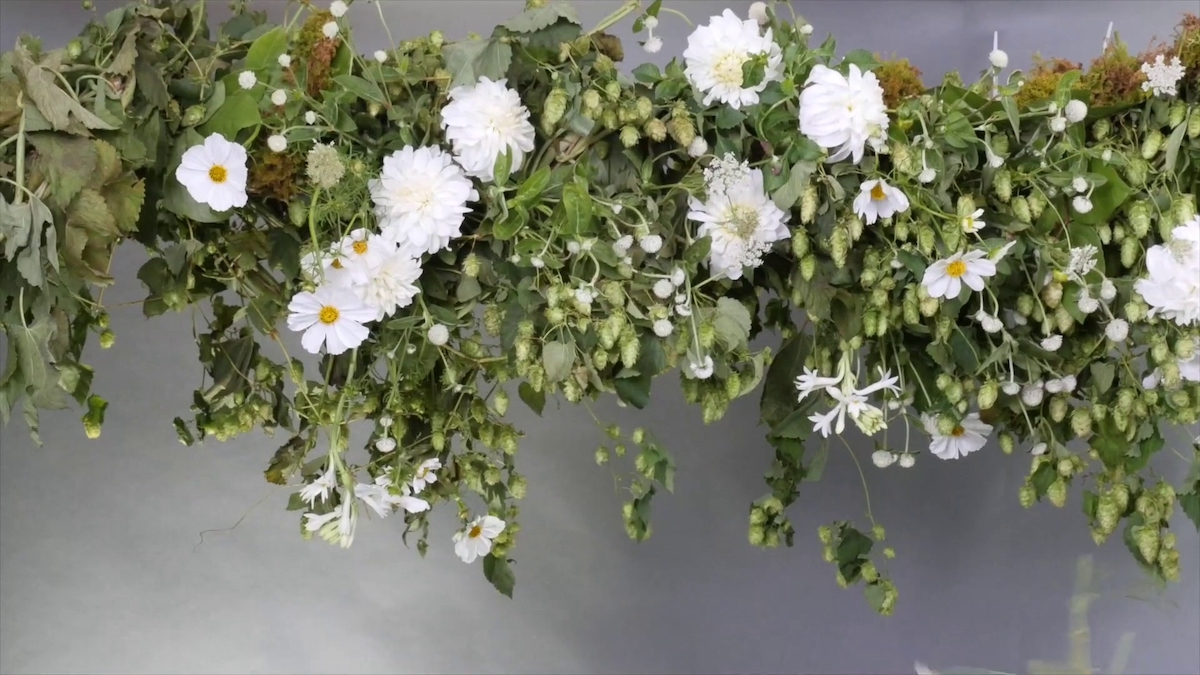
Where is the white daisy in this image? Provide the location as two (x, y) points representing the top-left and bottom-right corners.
(960, 208), (986, 234)
(174, 133), (248, 211)
(355, 247), (423, 320)
(683, 9), (783, 110)
(411, 458), (442, 493)
(852, 179), (909, 225)
(921, 250), (997, 299)
(923, 413), (992, 460)
(286, 285), (377, 355)
(686, 153), (789, 280)
(371, 145), (478, 256)
(799, 64), (889, 164)
(453, 515), (506, 563)
(440, 77), (536, 182)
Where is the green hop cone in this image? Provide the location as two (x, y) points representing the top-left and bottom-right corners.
(1168, 100), (1187, 128)
(542, 88), (568, 130)
(181, 104), (207, 127)
(1141, 129), (1164, 159)
(1133, 525), (1160, 563)
(493, 389), (509, 416)
(978, 380), (999, 409)
(1070, 408), (1092, 437)
(993, 170), (1013, 202)
(917, 225), (935, 256)
(645, 118), (667, 142)
(619, 125), (640, 148)
(999, 433), (1015, 454)
(1027, 191), (1046, 219)
(830, 227), (850, 268)
(800, 184), (819, 224)
(800, 254), (817, 281)
(791, 229), (809, 257)
(99, 330), (115, 349)
(1188, 108), (1200, 139)
(1092, 118), (1111, 140)
(1124, 157), (1149, 186)
(1047, 479), (1068, 508)
(82, 394), (108, 439)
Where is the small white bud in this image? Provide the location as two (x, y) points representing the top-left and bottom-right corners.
(688, 137), (708, 158)
(989, 49), (1009, 69)
(427, 324), (450, 347)
(271, 88), (288, 106)
(653, 279), (675, 299)
(375, 437), (396, 452)
(267, 134), (287, 152)
(322, 21), (340, 39)
(748, 2), (769, 24)
(639, 234), (663, 254)
(653, 319), (674, 337)
(238, 70), (257, 89)
(329, 0), (348, 18)
(1040, 334), (1063, 352)
(305, 111), (318, 125)
(898, 453), (915, 468)
(642, 36), (663, 54)
(1106, 319), (1129, 342)
(872, 450), (897, 468)
(1072, 196), (1093, 214)
(1064, 99), (1087, 123)
(374, 50), (388, 63)
(278, 53), (292, 68)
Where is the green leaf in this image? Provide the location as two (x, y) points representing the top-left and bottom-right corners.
(560, 182), (594, 237)
(443, 38), (514, 89)
(509, 167), (552, 209)
(614, 370), (651, 409)
(683, 236), (712, 266)
(198, 92), (261, 139)
(67, 188), (118, 237)
(517, 381), (545, 415)
(332, 74), (387, 105)
(713, 297), (752, 350)
(760, 334), (811, 428)
(264, 436), (306, 485)
(0, 194), (33, 260)
(841, 49), (880, 72)
(1072, 160), (1129, 227)
(482, 555), (515, 598)
(244, 27), (290, 73)
(13, 44), (116, 134)
(14, 197), (51, 287)
(632, 63), (661, 84)
(1001, 96), (1020, 136)
(1162, 119), (1187, 174)
(9, 313), (56, 397)
(715, 106), (746, 130)
(1089, 362), (1115, 395)
(492, 210), (526, 241)
(27, 133), (98, 209)
(541, 340), (574, 383)
(492, 148), (513, 186)
(771, 160), (815, 211)
(1180, 491), (1200, 531)
(134, 59), (170, 110)
(503, 2), (579, 32)
(456, 275), (482, 303)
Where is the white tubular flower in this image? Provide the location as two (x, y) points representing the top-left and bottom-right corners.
(1064, 99), (1087, 123)
(923, 413), (992, 460)
(1141, 55), (1186, 97)
(371, 145), (478, 256)
(799, 64), (889, 164)
(853, 179), (909, 225)
(453, 515), (506, 563)
(297, 465), (336, 507)
(238, 70), (257, 89)
(795, 366), (844, 402)
(683, 9), (784, 110)
(440, 77), (536, 182)
(921, 250), (997, 299)
(686, 154), (789, 280)
(286, 285), (376, 355)
(174, 133), (248, 211)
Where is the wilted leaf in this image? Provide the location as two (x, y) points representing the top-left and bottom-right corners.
(27, 133), (98, 209)
(13, 44), (116, 134)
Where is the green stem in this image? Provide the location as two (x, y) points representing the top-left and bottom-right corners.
(14, 94), (26, 206)
(308, 187), (323, 249)
(588, 0), (640, 36)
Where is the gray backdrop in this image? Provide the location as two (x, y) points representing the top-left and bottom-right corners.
(1, 1), (1198, 673)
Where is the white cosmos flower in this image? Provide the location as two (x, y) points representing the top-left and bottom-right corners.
(960, 208), (986, 234)
(799, 64), (889, 164)
(853, 179), (909, 225)
(923, 413), (992, 460)
(686, 154), (789, 280)
(686, 355), (715, 379)
(238, 70), (257, 89)
(453, 515), (506, 563)
(1135, 216), (1200, 326)
(440, 77), (536, 182)
(335, 228), (387, 284)
(1140, 54), (1186, 97)
(921, 250), (997, 299)
(300, 246), (355, 289)
(355, 247), (423, 320)
(683, 9), (783, 110)
(298, 465), (336, 507)
(371, 145), (478, 255)
(411, 458), (442, 493)
(286, 285), (376, 355)
(175, 133), (249, 211)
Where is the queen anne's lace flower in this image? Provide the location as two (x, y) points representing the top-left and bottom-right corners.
(440, 77), (536, 182)
(1141, 55), (1186, 97)
(453, 515), (506, 563)
(371, 146), (478, 256)
(683, 9), (783, 110)
(306, 143), (345, 189)
(799, 64), (888, 164)
(686, 154), (789, 280)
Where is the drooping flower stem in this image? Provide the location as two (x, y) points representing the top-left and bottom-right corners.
(587, 0), (640, 37)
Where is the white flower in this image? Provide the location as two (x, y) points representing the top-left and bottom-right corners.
(371, 145), (478, 256)
(1102, 148), (1112, 162)
(355, 248), (422, 320)
(238, 70), (257, 89)
(267, 134), (287, 152)
(335, 228), (386, 285)
(923, 413), (992, 460)
(278, 53), (292, 68)
(286, 285), (376, 355)
(984, 144), (1005, 168)
(1021, 381), (1045, 406)
(671, 268), (687, 287)
(686, 355), (715, 379)
(643, 16), (659, 30)
(613, 235), (634, 257)
(921, 250), (997, 299)
(799, 23), (813, 36)
(1068, 245), (1099, 277)
(675, 296), (692, 316)
(872, 450), (897, 468)
(1044, 378), (1064, 394)
(530, 256), (545, 268)
(1001, 381), (1021, 396)
(1071, 176), (1088, 193)
(298, 465), (336, 507)
(453, 515), (506, 563)
(795, 366), (843, 402)
(643, 36), (663, 54)
(1141, 55), (1186, 97)
(917, 167), (937, 184)
(1064, 99), (1087, 123)
(573, 287), (594, 306)
(652, 319), (674, 337)
(653, 279), (675, 299)
(853, 179), (909, 225)
(1049, 115), (1066, 133)
(1135, 217), (1200, 326)
(683, 9), (783, 110)
(440, 77), (536, 182)
(304, 110), (318, 125)
(300, 247), (354, 288)
(1078, 293), (1100, 314)
(271, 88), (287, 106)
(1072, 196), (1093, 214)
(898, 453), (915, 468)
(375, 437), (396, 453)
(329, 0), (348, 17)
(1100, 279), (1117, 302)
(1047, 102), (1059, 114)
(1040, 334), (1063, 351)
(566, 241), (581, 255)
(374, 50), (388, 63)
(1106, 318), (1129, 342)
(427, 323), (450, 346)
(304, 498), (357, 549)
(1030, 442), (1048, 456)
(686, 154), (789, 280)
(748, 1), (769, 24)
(356, 477), (428, 519)
(807, 370), (900, 438)
(639, 234), (663, 254)
(411, 458), (442, 493)
(688, 136), (709, 157)
(1060, 375), (1077, 392)
(973, 309), (1003, 333)
(174, 133), (249, 211)
(989, 49), (1008, 69)
(322, 21), (339, 39)
(960, 208), (986, 234)
(799, 64), (889, 164)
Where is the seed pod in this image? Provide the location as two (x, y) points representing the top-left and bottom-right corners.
(1141, 129), (1164, 159)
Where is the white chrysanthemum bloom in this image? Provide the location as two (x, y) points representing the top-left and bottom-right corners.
(1100, 279), (1117, 302)
(267, 134), (287, 152)
(271, 88), (287, 106)
(960, 208), (986, 234)
(453, 515), (506, 563)
(639, 234), (663, 254)
(322, 21), (339, 39)
(921, 250), (997, 299)
(748, 1), (769, 24)
(375, 437), (396, 453)
(287, 285), (376, 355)
(688, 136), (709, 157)
(411, 458), (442, 493)
(918, 167), (936, 184)
(1001, 381), (1021, 396)
(1135, 217), (1200, 326)
(329, 0), (348, 17)
(1141, 55), (1186, 97)
(298, 465), (336, 507)
(1064, 99), (1087, 123)
(1106, 318), (1129, 342)
(304, 110), (318, 125)
(1030, 442), (1048, 456)
(871, 450), (897, 468)
(989, 49), (1008, 69)
(923, 413), (992, 460)
(799, 64), (889, 164)
(686, 154), (789, 280)
(1049, 115), (1066, 133)
(898, 453), (916, 468)
(427, 323), (450, 346)
(1021, 381), (1045, 407)
(278, 53), (292, 68)
(686, 355), (715, 379)
(652, 319), (674, 337)
(356, 248), (422, 320)
(973, 309), (1003, 333)
(653, 279), (675, 299)
(371, 145), (478, 256)
(853, 179), (909, 225)
(683, 9), (783, 110)
(175, 133), (249, 211)
(374, 50), (387, 63)
(238, 70), (257, 89)
(1072, 196), (1093, 214)
(643, 36), (663, 54)
(306, 143), (345, 189)
(1040, 334), (1063, 351)
(440, 77), (536, 182)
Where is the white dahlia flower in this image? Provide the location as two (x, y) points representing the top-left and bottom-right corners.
(371, 145), (478, 256)
(440, 77), (536, 182)
(799, 64), (889, 164)
(682, 9), (783, 110)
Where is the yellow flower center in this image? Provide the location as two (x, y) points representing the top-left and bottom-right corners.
(950, 426), (965, 437)
(946, 260), (968, 278)
(468, 525), (483, 539)
(353, 240), (369, 255)
(712, 51), (747, 87)
(208, 165), (228, 183)
(870, 183), (887, 201)
(318, 306), (340, 325)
